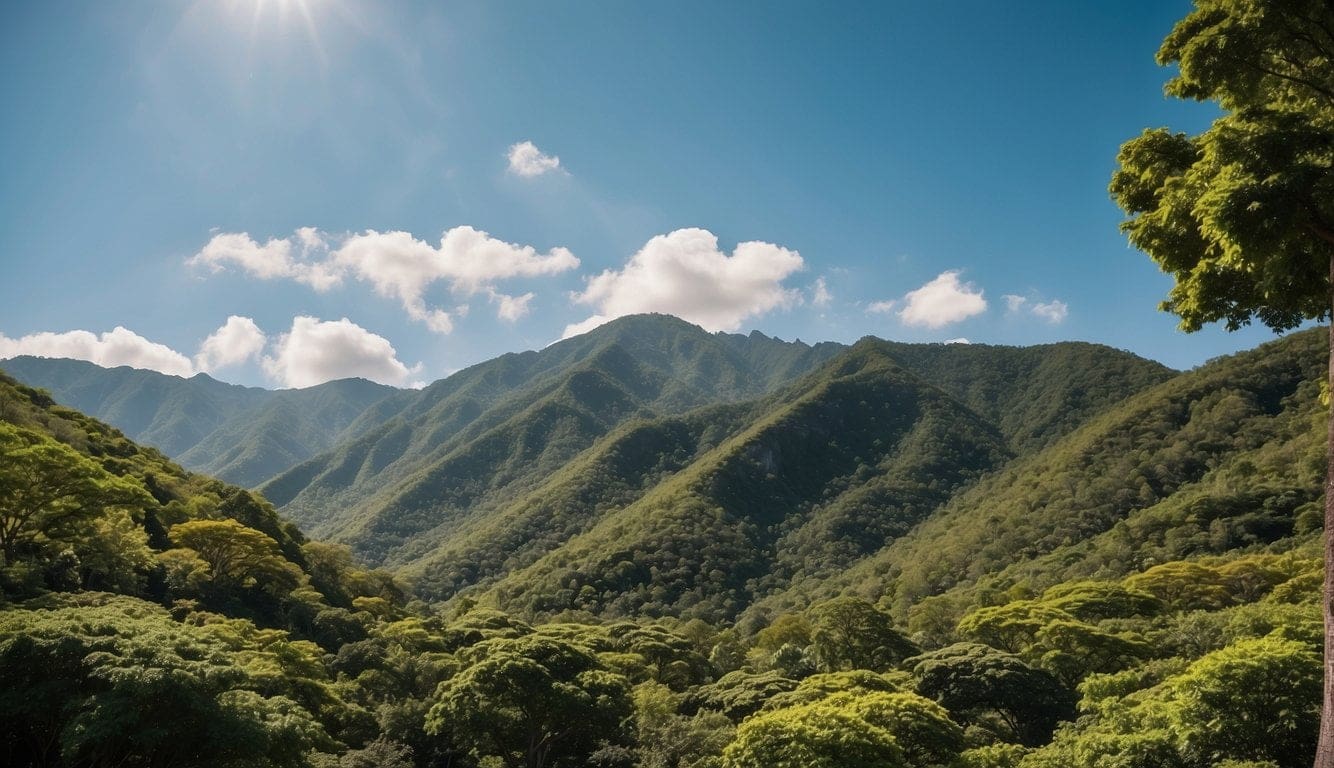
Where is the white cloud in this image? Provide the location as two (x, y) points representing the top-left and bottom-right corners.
(506, 140), (562, 177)
(944, 337), (971, 344)
(811, 277), (833, 308)
(1031, 299), (1069, 324)
(1, 315), (423, 389)
(189, 226), (580, 334)
(194, 316), (267, 372)
(1003, 293), (1069, 324)
(866, 300), (897, 314)
(260, 316), (421, 388)
(897, 270), (987, 328)
(188, 232), (341, 291)
(0, 326), (197, 377)
(561, 314), (611, 339)
(564, 228), (804, 338)
(490, 290), (534, 322)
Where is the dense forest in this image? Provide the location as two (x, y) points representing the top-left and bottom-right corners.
(1, 317), (1325, 767)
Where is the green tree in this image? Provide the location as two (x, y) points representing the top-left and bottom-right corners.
(1108, 2), (1334, 761)
(169, 518), (304, 595)
(834, 691), (964, 768)
(1169, 635), (1320, 767)
(808, 597), (917, 672)
(909, 642), (1074, 747)
(720, 698), (906, 768)
(0, 423), (149, 567)
(0, 595), (328, 767)
(425, 634), (633, 768)
(634, 681), (734, 768)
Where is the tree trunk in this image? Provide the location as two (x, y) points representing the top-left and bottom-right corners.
(1319, 252), (1334, 768)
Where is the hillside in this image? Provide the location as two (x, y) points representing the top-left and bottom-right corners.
(763, 326), (1326, 627)
(262, 317), (1167, 601)
(260, 315), (846, 542)
(0, 356), (270, 457)
(0, 356), (397, 487)
(471, 341), (1011, 620)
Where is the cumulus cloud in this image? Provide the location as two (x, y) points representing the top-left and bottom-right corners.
(0, 327), (197, 377)
(811, 277), (833, 308)
(897, 270), (987, 328)
(563, 228), (804, 338)
(866, 300), (897, 314)
(490, 290), (534, 322)
(194, 316), (267, 372)
(188, 232), (341, 291)
(1031, 299), (1069, 324)
(0, 315), (421, 389)
(261, 316), (421, 388)
(506, 140), (562, 177)
(189, 226), (579, 334)
(1003, 293), (1069, 324)
(944, 337), (971, 344)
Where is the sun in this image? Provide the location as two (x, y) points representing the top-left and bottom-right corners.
(219, 0), (332, 63)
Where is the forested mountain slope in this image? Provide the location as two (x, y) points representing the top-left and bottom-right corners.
(474, 341), (1013, 620)
(0, 356), (269, 457)
(261, 314), (845, 543)
(0, 356), (397, 487)
(771, 326), (1326, 629)
(266, 317), (1167, 605)
(872, 340), (1174, 453)
(177, 377), (399, 487)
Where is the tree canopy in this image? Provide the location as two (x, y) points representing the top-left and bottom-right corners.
(1110, 2), (1334, 765)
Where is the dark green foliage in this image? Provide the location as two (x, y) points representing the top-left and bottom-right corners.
(0, 595), (330, 767)
(808, 597), (917, 672)
(910, 643), (1075, 746)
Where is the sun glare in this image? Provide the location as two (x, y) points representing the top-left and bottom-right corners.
(218, 0), (331, 64)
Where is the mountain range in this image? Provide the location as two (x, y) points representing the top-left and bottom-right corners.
(11, 312), (1242, 623)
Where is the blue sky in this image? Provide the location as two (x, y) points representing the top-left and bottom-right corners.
(0, 0), (1292, 388)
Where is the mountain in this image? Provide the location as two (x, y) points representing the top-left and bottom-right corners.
(467, 336), (1173, 621)
(254, 315), (1170, 620)
(766, 326), (1326, 625)
(2, 314), (1176, 624)
(261, 314), (847, 547)
(0, 356), (397, 487)
(0, 356), (269, 457)
(176, 377), (400, 487)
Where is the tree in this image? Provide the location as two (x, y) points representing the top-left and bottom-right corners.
(0, 423), (148, 566)
(720, 698), (906, 768)
(0, 595), (328, 767)
(1169, 635), (1320, 767)
(909, 642), (1074, 747)
(833, 691), (965, 768)
(1108, 4), (1334, 761)
(169, 519), (304, 595)
(425, 634), (633, 768)
(807, 597), (917, 672)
